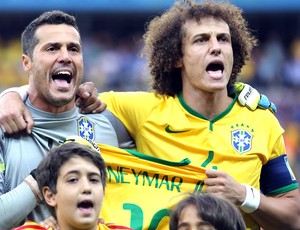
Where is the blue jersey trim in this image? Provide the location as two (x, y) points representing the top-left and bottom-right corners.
(260, 154), (298, 195)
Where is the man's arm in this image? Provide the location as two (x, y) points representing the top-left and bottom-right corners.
(0, 91), (33, 134)
(0, 181), (38, 229)
(0, 143), (42, 228)
(0, 83), (276, 134)
(0, 82), (105, 134)
(252, 190), (300, 230)
(75, 81), (107, 114)
(205, 168), (300, 230)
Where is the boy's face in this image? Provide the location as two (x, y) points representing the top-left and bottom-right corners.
(45, 156), (103, 229)
(178, 204), (216, 230)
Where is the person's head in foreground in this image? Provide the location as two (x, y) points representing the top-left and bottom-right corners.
(36, 138), (106, 230)
(169, 193), (246, 230)
(142, 0), (257, 97)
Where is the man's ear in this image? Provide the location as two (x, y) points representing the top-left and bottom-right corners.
(22, 54), (32, 72)
(43, 186), (57, 208)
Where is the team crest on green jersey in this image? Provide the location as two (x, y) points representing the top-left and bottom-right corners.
(231, 129), (253, 154)
(77, 116), (95, 141)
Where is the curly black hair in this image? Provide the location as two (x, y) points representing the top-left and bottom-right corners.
(142, 0), (257, 96)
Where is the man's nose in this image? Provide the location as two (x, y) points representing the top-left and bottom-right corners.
(58, 48), (72, 63)
(209, 37), (221, 55)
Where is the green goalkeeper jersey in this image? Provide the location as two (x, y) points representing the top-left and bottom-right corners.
(100, 91), (298, 230)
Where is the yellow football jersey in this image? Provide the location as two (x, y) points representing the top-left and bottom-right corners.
(100, 91), (297, 230)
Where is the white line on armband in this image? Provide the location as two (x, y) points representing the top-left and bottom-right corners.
(240, 184), (261, 213)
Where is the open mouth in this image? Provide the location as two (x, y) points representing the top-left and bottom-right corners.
(206, 61), (224, 77)
(78, 200), (94, 210)
(206, 61), (224, 73)
(52, 70), (73, 87)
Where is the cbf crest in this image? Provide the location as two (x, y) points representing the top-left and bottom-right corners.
(77, 116), (95, 140)
(231, 129), (253, 154)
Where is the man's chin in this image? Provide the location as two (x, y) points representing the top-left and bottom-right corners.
(50, 97), (75, 107)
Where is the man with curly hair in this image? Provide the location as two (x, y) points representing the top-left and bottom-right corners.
(0, 1), (298, 230)
(99, 0), (300, 229)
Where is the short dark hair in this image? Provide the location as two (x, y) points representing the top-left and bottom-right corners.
(21, 10), (80, 58)
(142, 0), (257, 96)
(169, 193), (246, 230)
(36, 141), (106, 217)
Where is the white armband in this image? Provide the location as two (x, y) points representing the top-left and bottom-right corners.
(240, 184), (261, 213)
(0, 85), (29, 102)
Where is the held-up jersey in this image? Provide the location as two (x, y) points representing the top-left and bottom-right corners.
(0, 99), (119, 230)
(100, 91), (298, 230)
(99, 144), (206, 230)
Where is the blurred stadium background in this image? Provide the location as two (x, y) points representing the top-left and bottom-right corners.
(1, 0), (300, 179)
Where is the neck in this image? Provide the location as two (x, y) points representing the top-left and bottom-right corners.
(28, 92), (75, 114)
(182, 89), (233, 119)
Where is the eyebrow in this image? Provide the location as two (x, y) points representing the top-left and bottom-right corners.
(68, 42), (82, 48)
(194, 32), (230, 37)
(177, 222), (189, 228)
(42, 42), (81, 49)
(178, 221), (215, 228)
(64, 170), (101, 177)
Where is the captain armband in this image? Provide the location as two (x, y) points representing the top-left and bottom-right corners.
(240, 184), (261, 213)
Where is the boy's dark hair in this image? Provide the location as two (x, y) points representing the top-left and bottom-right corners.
(169, 192), (246, 230)
(21, 10), (80, 59)
(142, 0), (257, 96)
(36, 141), (106, 217)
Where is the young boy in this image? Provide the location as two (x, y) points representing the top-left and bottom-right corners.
(13, 137), (132, 230)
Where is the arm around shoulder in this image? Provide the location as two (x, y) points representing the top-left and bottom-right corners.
(0, 85), (29, 101)
(0, 85), (33, 134)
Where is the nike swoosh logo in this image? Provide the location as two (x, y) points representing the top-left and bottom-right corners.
(165, 125), (190, 133)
